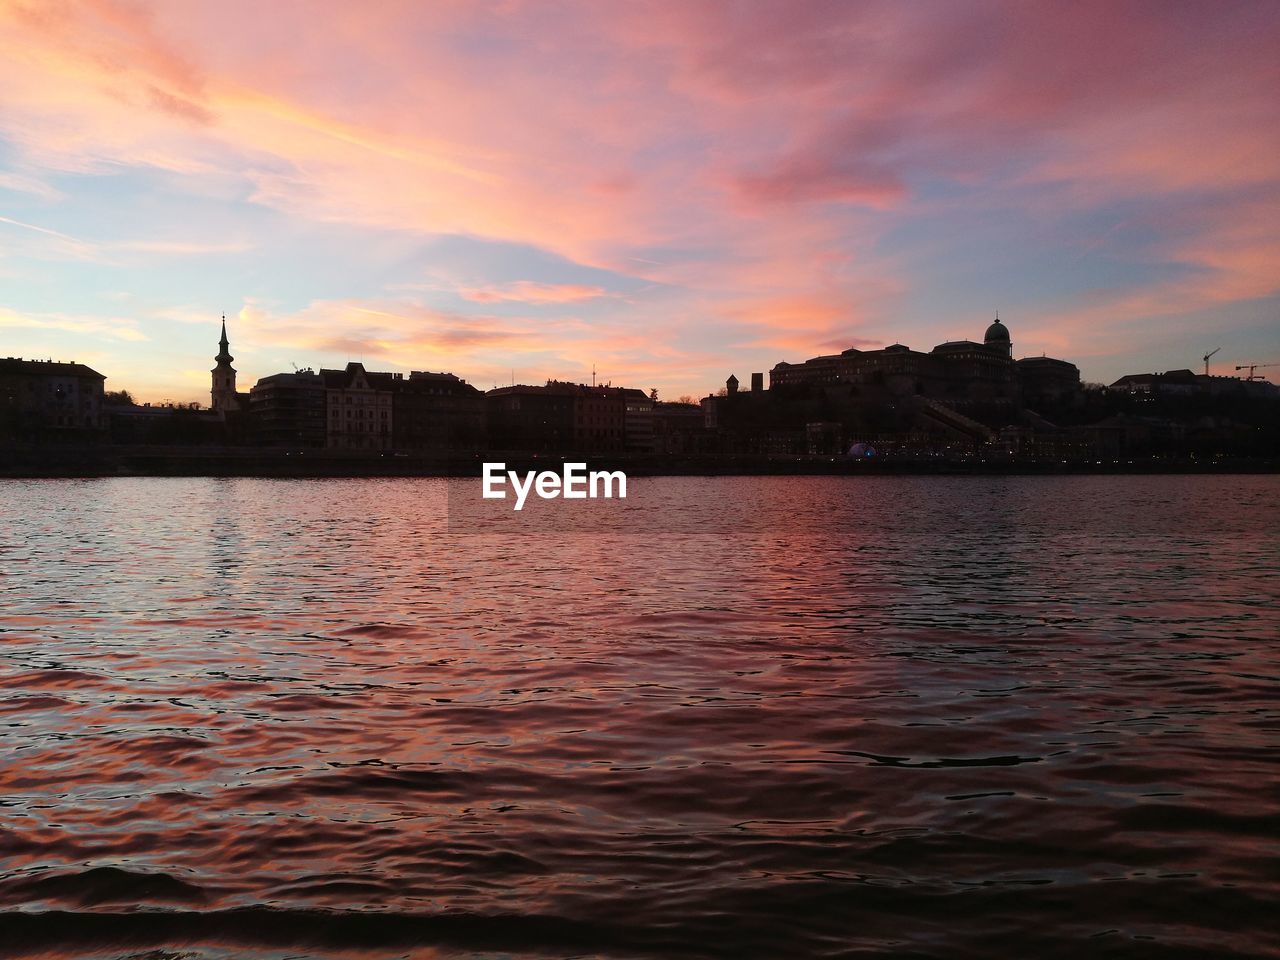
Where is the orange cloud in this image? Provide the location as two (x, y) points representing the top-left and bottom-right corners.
(0, 306), (147, 341)
(0, 0), (1277, 397)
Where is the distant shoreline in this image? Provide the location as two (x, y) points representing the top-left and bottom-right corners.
(2, 446), (1277, 479)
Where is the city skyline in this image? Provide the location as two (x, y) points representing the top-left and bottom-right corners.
(2, 1), (1279, 404)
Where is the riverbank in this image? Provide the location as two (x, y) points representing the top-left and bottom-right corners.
(2, 445), (1277, 478)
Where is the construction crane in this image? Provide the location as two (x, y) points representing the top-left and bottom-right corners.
(1235, 363), (1279, 381)
(1203, 346), (1220, 376)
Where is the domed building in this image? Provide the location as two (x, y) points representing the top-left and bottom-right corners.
(930, 315), (1017, 401)
(984, 315), (1011, 358)
(767, 313), (1078, 412)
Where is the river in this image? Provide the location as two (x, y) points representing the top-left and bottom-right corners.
(1, 476), (1276, 958)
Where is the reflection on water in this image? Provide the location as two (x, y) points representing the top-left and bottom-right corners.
(0, 476), (1277, 959)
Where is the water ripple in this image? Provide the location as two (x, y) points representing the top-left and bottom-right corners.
(1, 475), (1277, 959)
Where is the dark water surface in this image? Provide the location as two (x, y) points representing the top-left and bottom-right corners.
(1, 476), (1277, 959)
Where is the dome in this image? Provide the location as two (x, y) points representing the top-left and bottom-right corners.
(984, 318), (1010, 342)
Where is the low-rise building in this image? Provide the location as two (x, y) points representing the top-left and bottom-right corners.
(621, 388), (655, 453)
(394, 371), (485, 451)
(652, 401), (706, 454)
(0, 357), (106, 440)
(1018, 356), (1082, 406)
(321, 362), (395, 450)
(250, 369), (326, 447)
(560, 381), (627, 452)
(108, 402), (224, 445)
(1110, 369), (1277, 400)
(486, 384), (575, 452)
(485, 380), (647, 453)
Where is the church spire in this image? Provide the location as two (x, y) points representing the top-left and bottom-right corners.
(216, 313), (233, 364)
(211, 313), (239, 415)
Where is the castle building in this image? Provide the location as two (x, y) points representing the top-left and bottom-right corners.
(769, 316), (1077, 407)
(984, 316), (1012, 357)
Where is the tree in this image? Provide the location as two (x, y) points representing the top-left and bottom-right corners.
(104, 389), (134, 406)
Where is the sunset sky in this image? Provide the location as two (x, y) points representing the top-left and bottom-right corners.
(1, 0), (1278, 403)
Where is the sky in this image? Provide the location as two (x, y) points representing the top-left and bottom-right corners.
(1, 0), (1278, 404)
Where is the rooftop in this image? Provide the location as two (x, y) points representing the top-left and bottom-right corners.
(0, 357), (106, 379)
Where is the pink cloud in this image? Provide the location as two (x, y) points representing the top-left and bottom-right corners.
(0, 0), (1276, 395)
(458, 281), (610, 304)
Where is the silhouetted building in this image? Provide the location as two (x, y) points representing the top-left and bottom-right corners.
(321, 362), (395, 449)
(394, 371), (485, 451)
(484, 381), (644, 453)
(1111, 369), (1199, 395)
(751, 372), (764, 392)
(1075, 415), (1186, 455)
(250, 369), (326, 447)
(806, 421), (843, 455)
(108, 402), (224, 445)
(1111, 369), (1277, 399)
(0, 357), (106, 440)
(771, 342), (937, 392)
(486, 384), (575, 452)
(1018, 356), (1082, 405)
(621, 387), (655, 453)
(560, 381), (627, 452)
(930, 338), (1018, 401)
(210, 316), (248, 415)
(652, 401), (706, 454)
(983, 315), (1012, 357)
(701, 394), (720, 430)
(769, 316), (1074, 407)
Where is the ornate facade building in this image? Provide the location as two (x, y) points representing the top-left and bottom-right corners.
(321, 362), (395, 450)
